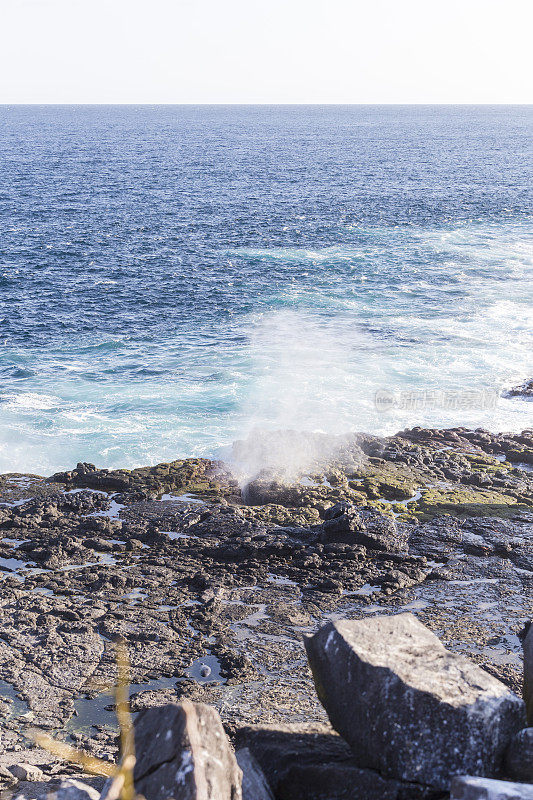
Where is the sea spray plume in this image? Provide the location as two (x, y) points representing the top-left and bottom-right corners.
(231, 429), (364, 503)
(231, 309), (369, 490)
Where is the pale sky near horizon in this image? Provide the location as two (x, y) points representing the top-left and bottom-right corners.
(1, 0), (532, 104)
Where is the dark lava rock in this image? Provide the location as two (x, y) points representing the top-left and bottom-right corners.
(56, 779), (101, 800)
(133, 700), (242, 800)
(321, 503), (407, 553)
(276, 762), (402, 800)
(304, 614), (526, 790)
(450, 775), (533, 799)
(503, 381), (533, 400)
(522, 621), (533, 725)
(236, 748), (274, 800)
(235, 723), (444, 800)
(504, 727), (533, 783)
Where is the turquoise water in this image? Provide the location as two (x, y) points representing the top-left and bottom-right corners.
(0, 106), (532, 475)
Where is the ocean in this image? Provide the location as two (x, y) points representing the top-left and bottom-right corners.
(0, 105), (532, 475)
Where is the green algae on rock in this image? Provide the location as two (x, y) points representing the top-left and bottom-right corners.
(416, 486), (532, 519)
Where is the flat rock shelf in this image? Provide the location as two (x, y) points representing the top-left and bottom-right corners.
(0, 426), (531, 797)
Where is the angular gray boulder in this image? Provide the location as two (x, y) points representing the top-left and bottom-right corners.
(305, 614), (525, 790)
(234, 722), (443, 799)
(8, 764), (44, 782)
(57, 780), (101, 800)
(236, 748), (274, 800)
(504, 727), (533, 783)
(133, 701), (242, 800)
(521, 621), (532, 725)
(450, 775), (533, 799)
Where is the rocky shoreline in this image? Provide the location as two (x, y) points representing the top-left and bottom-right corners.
(0, 426), (531, 798)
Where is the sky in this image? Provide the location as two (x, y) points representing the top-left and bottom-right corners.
(1, 0), (532, 103)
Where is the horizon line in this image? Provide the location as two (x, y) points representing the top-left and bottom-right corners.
(1, 101), (533, 107)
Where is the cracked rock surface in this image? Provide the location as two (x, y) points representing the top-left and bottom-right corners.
(0, 426), (530, 795)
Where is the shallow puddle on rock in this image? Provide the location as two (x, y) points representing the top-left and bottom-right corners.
(343, 583), (381, 597)
(98, 553), (118, 566)
(513, 461), (533, 473)
(122, 588), (149, 602)
(230, 603), (270, 641)
(159, 493), (205, 504)
(163, 531), (193, 540)
(267, 573), (298, 587)
(67, 676), (179, 734)
(1, 537), (30, 548)
(400, 600), (430, 611)
(0, 556), (31, 571)
(378, 489), (422, 513)
(184, 654), (226, 684)
(0, 498), (33, 508)
(298, 476), (333, 489)
(0, 679), (32, 719)
(86, 499), (124, 520)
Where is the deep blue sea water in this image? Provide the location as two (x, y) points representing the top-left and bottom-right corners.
(0, 105), (532, 475)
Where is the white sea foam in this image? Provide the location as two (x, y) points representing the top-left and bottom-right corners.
(1, 220), (532, 476)
(1, 392), (61, 411)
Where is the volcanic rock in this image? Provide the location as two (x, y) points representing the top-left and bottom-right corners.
(236, 748), (274, 800)
(234, 723), (444, 800)
(133, 700), (242, 800)
(504, 727), (533, 783)
(503, 381), (533, 400)
(56, 779), (101, 800)
(8, 764), (44, 782)
(522, 622), (533, 725)
(304, 614), (525, 789)
(321, 503), (407, 552)
(450, 775), (533, 799)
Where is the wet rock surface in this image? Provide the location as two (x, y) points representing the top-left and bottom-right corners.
(503, 381), (533, 401)
(0, 426), (531, 795)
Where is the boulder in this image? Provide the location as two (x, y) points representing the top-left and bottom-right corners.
(450, 775), (533, 799)
(8, 764), (44, 782)
(0, 765), (17, 785)
(133, 701), (242, 800)
(504, 728), (533, 783)
(321, 503), (407, 553)
(236, 748), (274, 800)
(56, 780), (101, 800)
(234, 723), (443, 800)
(305, 614), (525, 790)
(276, 761), (400, 800)
(521, 622), (533, 724)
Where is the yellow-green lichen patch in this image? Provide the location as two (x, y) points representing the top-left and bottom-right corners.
(241, 504), (322, 527)
(415, 486), (531, 519)
(462, 453), (511, 474)
(347, 462), (423, 502)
